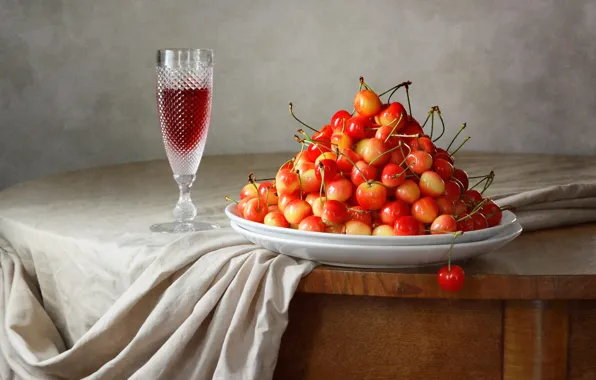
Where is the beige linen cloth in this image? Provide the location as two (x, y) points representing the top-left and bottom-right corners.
(0, 229), (315, 380)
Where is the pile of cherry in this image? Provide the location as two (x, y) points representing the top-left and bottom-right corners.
(228, 78), (506, 292)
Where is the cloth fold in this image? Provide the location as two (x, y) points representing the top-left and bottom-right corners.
(494, 180), (596, 231)
(0, 229), (316, 380)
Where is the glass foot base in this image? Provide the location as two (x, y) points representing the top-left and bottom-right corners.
(150, 221), (220, 233)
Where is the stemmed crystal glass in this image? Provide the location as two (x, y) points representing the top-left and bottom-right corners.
(151, 48), (220, 233)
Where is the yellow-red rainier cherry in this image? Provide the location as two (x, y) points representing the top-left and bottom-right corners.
(360, 138), (390, 167)
(419, 171), (445, 198)
(275, 169), (300, 195)
(325, 177), (354, 203)
(283, 199), (312, 224)
(395, 179), (421, 204)
(264, 211), (289, 228)
(240, 183), (259, 199)
(411, 196), (439, 224)
(372, 224), (395, 236)
(353, 89), (382, 118)
(356, 181), (388, 211)
(244, 197), (269, 223)
(345, 220), (372, 235)
(298, 215), (326, 232)
(311, 196), (327, 217)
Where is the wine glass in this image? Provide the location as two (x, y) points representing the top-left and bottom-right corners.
(151, 48), (220, 233)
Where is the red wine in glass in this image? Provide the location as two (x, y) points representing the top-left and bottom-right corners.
(151, 48), (218, 233)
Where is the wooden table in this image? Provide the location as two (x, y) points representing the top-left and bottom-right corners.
(268, 152), (596, 380)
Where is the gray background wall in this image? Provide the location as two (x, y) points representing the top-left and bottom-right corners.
(1, 0), (595, 190)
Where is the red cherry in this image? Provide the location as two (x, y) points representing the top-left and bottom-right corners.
(380, 200), (410, 226)
(454, 169), (469, 191)
(430, 214), (457, 234)
(244, 197), (269, 223)
(258, 181), (279, 206)
(345, 116), (371, 140)
(411, 196), (439, 224)
(306, 138), (332, 162)
(471, 213), (489, 230)
(389, 147), (407, 166)
(481, 200), (503, 227)
(360, 138), (390, 167)
(434, 151), (454, 165)
(326, 177), (354, 203)
(356, 182), (388, 211)
(347, 206), (373, 225)
(264, 211), (289, 228)
(456, 214), (475, 232)
(443, 180), (463, 203)
(277, 191), (301, 213)
(351, 161), (378, 187)
(436, 196), (456, 215)
(298, 215), (326, 232)
(432, 158), (455, 180)
(454, 200), (468, 218)
(337, 148), (362, 174)
(354, 90), (382, 118)
(237, 195), (256, 217)
(410, 136), (436, 155)
(463, 189), (482, 206)
(437, 265), (465, 292)
(330, 131), (354, 151)
(315, 159), (339, 183)
(318, 124), (333, 139)
(400, 118), (423, 136)
(406, 150), (433, 175)
(331, 110), (351, 131)
(374, 125), (401, 149)
(275, 169), (300, 195)
(380, 163), (406, 188)
(321, 200), (349, 225)
(393, 215), (422, 236)
(378, 102), (407, 128)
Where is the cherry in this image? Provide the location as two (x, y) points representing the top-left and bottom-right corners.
(406, 150), (433, 175)
(237, 195), (256, 217)
(330, 130), (354, 151)
(345, 220), (373, 235)
(356, 181), (388, 211)
(463, 189), (482, 206)
(336, 148), (362, 174)
(278, 191), (300, 212)
(361, 138), (390, 167)
(305, 192), (319, 206)
(326, 177), (354, 203)
(395, 179), (421, 204)
(437, 265), (465, 292)
(436, 196), (456, 215)
(456, 214), (475, 232)
(372, 224), (395, 236)
(258, 182), (279, 206)
(264, 211), (289, 228)
(434, 151), (454, 165)
(347, 206), (373, 225)
(351, 161), (378, 187)
(354, 138), (370, 157)
(430, 214), (457, 234)
(331, 110), (351, 132)
(400, 118), (423, 137)
(374, 125), (401, 149)
(380, 200), (410, 226)
(314, 151), (338, 168)
(442, 180), (463, 203)
(454, 169), (469, 191)
(244, 197), (269, 223)
(471, 213), (488, 230)
(389, 148), (407, 166)
(410, 136), (436, 155)
(381, 163), (406, 188)
(298, 215), (326, 232)
(419, 171), (445, 198)
(268, 205), (280, 213)
(393, 215), (422, 236)
(306, 137), (332, 162)
(411, 196), (439, 224)
(325, 224), (346, 234)
(240, 182), (259, 199)
(377, 102), (407, 130)
(453, 200), (468, 218)
(283, 199), (312, 224)
(321, 200), (349, 225)
(481, 200), (503, 227)
(299, 165), (322, 194)
(432, 158), (454, 180)
(345, 116), (371, 140)
(318, 124), (333, 139)
(276, 169), (300, 195)
(311, 196), (327, 217)
(315, 159), (339, 183)
(354, 89), (382, 118)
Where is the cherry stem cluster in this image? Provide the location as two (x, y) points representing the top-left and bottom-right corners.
(450, 136), (471, 156)
(469, 171), (495, 193)
(359, 76), (375, 93)
(456, 199), (488, 222)
(369, 142), (403, 166)
(446, 123), (466, 152)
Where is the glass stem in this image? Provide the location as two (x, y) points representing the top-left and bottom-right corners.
(173, 174), (197, 223)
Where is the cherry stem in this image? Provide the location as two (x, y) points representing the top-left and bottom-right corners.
(382, 80), (412, 100)
(470, 171), (494, 191)
(292, 142), (306, 171)
(398, 141), (412, 167)
(456, 199), (488, 222)
(383, 114), (404, 143)
(337, 150), (368, 183)
(430, 111), (435, 140)
(319, 162), (326, 198)
(421, 108), (433, 129)
(224, 196), (238, 204)
(446, 123), (467, 152)
(450, 136), (471, 156)
(289, 103), (318, 133)
(446, 231), (463, 271)
(432, 107), (446, 142)
(296, 169), (303, 200)
(369, 143), (403, 166)
(392, 133), (422, 139)
(481, 172), (495, 195)
(359, 76), (375, 92)
(405, 83), (412, 116)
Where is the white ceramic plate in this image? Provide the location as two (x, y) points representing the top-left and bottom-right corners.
(231, 220), (523, 268)
(225, 203), (517, 246)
